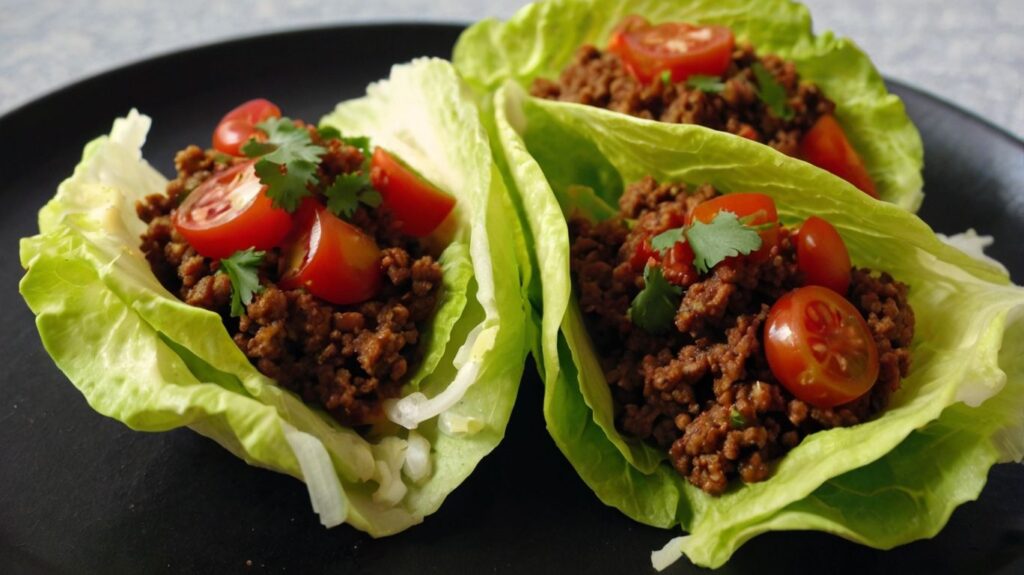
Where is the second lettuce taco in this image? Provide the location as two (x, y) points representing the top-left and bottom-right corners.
(455, 0), (924, 210)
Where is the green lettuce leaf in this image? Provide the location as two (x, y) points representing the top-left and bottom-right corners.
(490, 81), (1024, 568)
(454, 0), (925, 211)
(19, 57), (528, 537)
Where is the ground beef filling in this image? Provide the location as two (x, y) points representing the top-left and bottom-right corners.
(137, 140), (444, 426)
(570, 177), (914, 494)
(532, 43), (834, 156)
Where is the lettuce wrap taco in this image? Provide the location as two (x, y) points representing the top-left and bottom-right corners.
(483, 73), (1024, 569)
(18, 58), (528, 536)
(455, 0), (924, 211)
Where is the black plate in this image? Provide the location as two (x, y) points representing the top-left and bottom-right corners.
(1, 24), (1022, 575)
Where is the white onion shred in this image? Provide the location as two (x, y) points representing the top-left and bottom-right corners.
(938, 228), (1007, 275)
(651, 536), (687, 571)
(403, 431), (432, 484)
(372, 437), (409, 506)
(280, 421), (348, 528)
(383, 324), (496, 429)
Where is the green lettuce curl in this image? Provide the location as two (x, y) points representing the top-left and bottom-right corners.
(454, 0), (925, 211)
(487, 77), (1024, 569)
(19, 58), (528, 537)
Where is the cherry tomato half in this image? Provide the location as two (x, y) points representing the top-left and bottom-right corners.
(212, 98), (282, 157)
(797, 216), (852, 295)
(800, 115), (877, 198)
(689, 192), (780, 261)
(279, 202), (382, 305)
(607, 16), (734, 84)
(173, 160), (293, 259)
(370, 147), (456, 237)
(764, 286), (879, 408)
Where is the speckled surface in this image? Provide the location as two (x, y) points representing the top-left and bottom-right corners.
(1, 0), (1021, 137)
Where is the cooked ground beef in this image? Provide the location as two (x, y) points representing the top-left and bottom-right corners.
(137, 132), (444, 426)
(570, 177), (914, 494)
(532, 42), (833, 156)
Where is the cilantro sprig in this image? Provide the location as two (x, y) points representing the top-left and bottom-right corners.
(628, 210), (764, 333)
(242, 117), (325, 211)
(751, 62), (794, 121)
(219, 248), (265, 317)
(241, 118), (380, 219)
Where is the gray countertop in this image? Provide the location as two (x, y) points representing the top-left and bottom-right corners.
(2, 0), (1021, 138)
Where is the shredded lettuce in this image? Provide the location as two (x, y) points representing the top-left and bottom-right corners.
(454, 0), (925, 211)
(489, 77), (1024, 568)
(19, 58), (527, 537)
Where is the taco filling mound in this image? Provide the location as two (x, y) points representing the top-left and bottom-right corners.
(136, 98), (456, 426)
(533, 16), (877, 197)
(569, 177), (914, 494)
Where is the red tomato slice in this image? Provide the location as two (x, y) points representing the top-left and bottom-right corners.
(212, 98), (282, 157)
(764, 286), (879, 408)
(800, 115), (878, 198)
(689, 192), (780, 261)
(607, 16), (734, 84)
(796, 216), (852, 295)
(173, 160), (293, 259)
(279, 202), (382, 305)
(370, 147), (456, 237)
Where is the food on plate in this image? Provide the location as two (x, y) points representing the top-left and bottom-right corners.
(487, 73), (1024, 569)
(19, 58), (527, 536)
(570, 179), (913, 494)
(454, 0), (924, 210)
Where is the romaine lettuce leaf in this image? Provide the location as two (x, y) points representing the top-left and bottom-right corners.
(454, 0), (925, 211)
(490, 80), (1024, 568)
(19, 58), (528, 537)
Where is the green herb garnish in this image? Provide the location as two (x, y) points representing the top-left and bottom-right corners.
(220, 248), (265, 317)
(660, 70), (672, 87)
(686, 211), (763, 273)
(241, 117), (325, 211)
(651, 227), (685, 254)
(751, 62), (794, 120)
(323, 135), (380, 219)
(628, 264), (683, 335)
(686, 75), (726, 93)
(730, 408), (747, 428)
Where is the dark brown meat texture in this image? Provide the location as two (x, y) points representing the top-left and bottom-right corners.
(570, 177), (914, 495)
(136, 132), (444, 426)
(532, 43), (834, 156)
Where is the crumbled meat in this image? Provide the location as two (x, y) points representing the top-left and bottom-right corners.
(532, 43), (834, 156)
(570, 178), (914, 494)
(136, 142), (444, 426)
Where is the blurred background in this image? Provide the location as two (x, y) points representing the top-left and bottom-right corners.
(1, 0), (1021, 137)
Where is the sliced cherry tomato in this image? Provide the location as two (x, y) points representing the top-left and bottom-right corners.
(212, 98), (282, 156)
(279, 202), (382, 305)
(173, 160), (292, 259)
(370, 147), (456, 237)
(800, 115), (878, 198)
(764, 286), (879, 408)
(607, 16), (734, 84)
(689, 192), (780, 261)
(797, 216), (852, 295)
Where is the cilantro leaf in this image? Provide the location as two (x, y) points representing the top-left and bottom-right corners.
(219, 248), (265, 318)
(628, 264), (683, 335)
(651, 227), (685, 254)
(317, 125), (341, 140)
(686, 75), (726, 93)
(324, 172), (381, 218)
(253, 159), (318, 212)
(340, 135), (372, 158)
(684, 211), (763, 273)
(751, 62), (794, 121)
(240, 117), (326, 212)
(660, 70), (672, 87)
